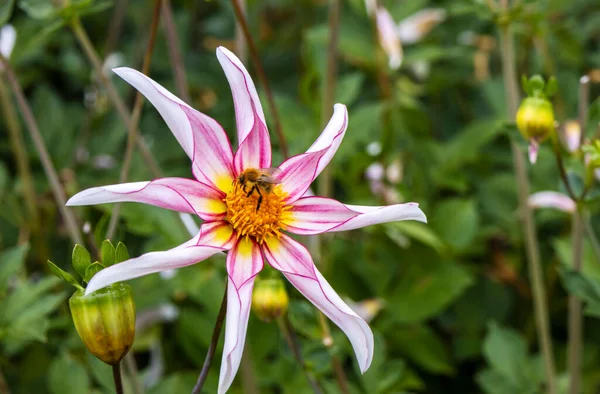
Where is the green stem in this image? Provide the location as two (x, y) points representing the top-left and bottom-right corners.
(112, 362), (124, 394)
(568, 210), (584, 394)
(0, 77), (39, 232)
(0, 54), (84, 246)
(106, 0), (163, 240)
(161, 0), (191, 104)
(497, 3), (557, 393)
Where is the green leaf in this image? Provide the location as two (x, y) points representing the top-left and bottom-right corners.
(47, 352), (90, 394)
(18, 0), (60, 20)
(101, 239), (116, 266)
(115, 242), (130, 264)
(0, 277), (60, 323)
(545, 76), (558, 97)
(0, 244), (29, 293)
(391, 259), (474, 323)
(335, 73), (364, 106)
(385, 221), (446, 254)
(430, 198), (479, 250)
(71, 244), (91, 278)
(47, 261), (82, 290)
(0, 0), (15, 24)
(84, 262), (104, 283)
(394, 325), (455, 375)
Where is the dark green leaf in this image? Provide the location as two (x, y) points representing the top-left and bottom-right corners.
(47, 261), (82, 290)
(71, 244), (91, 278)
(101, 239), (116, 266)
(84, 262), (104, 283)
(0, 0), (15, 24)
(47, 352), (90, 394)
(0, 244), (28, 292)
(115, 242), (129, 264)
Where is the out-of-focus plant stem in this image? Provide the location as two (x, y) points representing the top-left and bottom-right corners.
(0, 77), (39, 233)
(0, 54), (84, 247)
(70, 18), (162, 179)
(568, 209), (584, 394)
(229, 0), (288, 158)
(497, 1), (558, 393)
(192, 283), (228, 394)
(234, 0), (248, 64)
(162, 0), (191, 104)
(106, 0), (163, 240)
(583, 212), (600, 263)
(278, 316), (324, 394)
(113, 362), (124, 394)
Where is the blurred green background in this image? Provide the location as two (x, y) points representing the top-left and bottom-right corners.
(1, 0), (600, 393)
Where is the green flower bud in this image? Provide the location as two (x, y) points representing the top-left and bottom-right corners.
(516, 97), (555, 141)
(252, 278), (289, 322)
(69, 283), (135, 365)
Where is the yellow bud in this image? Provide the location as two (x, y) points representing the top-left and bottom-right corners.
(69, 283), (136, 365)
(251, 278), (289, 322)
(516, 97), (555, 141)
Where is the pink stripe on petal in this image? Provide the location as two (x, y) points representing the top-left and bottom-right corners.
(227, 237), (264, 290)
(284, 197), (358, 235)
(113, 68), (235, 191)
(66, 178), (226, 221)
(85, 238), (224, 295)
(306, 104), (348, 178)
(327, 202), (427, 232)
(218, 276), (254, 394)
(216, 46), (268, 147)
(233, 118), (271, 174)
(263, 235), (374, 373)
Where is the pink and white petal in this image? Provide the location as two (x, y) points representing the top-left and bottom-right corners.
(376, 7), (403, 69)
(529, 139), (539, 164)
(85, 239), (224, 295)
(216, 46), (267, 146)
(277, 104), (348, 201)
(233, 120), (271, 174)
(263, 235), (374, 372)
(197, 221), (237, 249)
(284, 197), (358, 235)
(218, 275), (255, 394)
(112, 68), (235, 192)
(327, 202), (427, 232)
(66, 178), (226, 221)
(219, 237), (264, 394)
(528, 191), (576, 213)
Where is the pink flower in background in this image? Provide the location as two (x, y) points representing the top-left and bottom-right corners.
(528, 191), (575, 213)
(67, 46), (427, 393)
(376, 7), (403, 69)
(561, 120), (582, 153)
(0, 24), (16, 67)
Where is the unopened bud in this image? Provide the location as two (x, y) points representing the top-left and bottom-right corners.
(516, 97), (555, 142)
(252, 278), (289, 322)
(69, 283), (135, 365)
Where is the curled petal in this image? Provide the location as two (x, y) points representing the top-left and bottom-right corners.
(528, 191), (575, 213)
(278, 104), (348, 202)
(233, 120), (271, 175)
(376, 8), (403, 69)
(328, 202), (427, 232)
(284, 197), (358, 235)
(263, 235), (374, 372)
(85, 238), (224, 295)
(113, 67), (235, 192)
(66, 178), (226, 221)
(216, 46), (268, 147)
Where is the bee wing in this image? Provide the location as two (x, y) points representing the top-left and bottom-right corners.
(258, 167), (282, 183)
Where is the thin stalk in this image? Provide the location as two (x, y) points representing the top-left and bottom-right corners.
(104, 0), (129, 55)
(551, 136), (576, 200)
(192, 283), (228, 394)
(124, 352), (144, 394)
(162, 0), (191, 103)
(0, 55), (84, 246)
(278, 316), (324, 394)
(578, 76), (590, 142)
(583, 212), (600, 263)
(497, 3), (557, 393)
(106, 0), (163, 239)
(0, 77), (39, 231)
(234, 0), (248, 63)
(568, 210), (584, 394)
(70, 18), (162, 178)
(113, 362), (124, 394)
(229, 0), (288, 158)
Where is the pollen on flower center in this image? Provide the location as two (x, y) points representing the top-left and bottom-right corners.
(224, 177), (290, 244)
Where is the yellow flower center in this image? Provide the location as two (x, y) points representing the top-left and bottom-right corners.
(224, 173), (291, 244)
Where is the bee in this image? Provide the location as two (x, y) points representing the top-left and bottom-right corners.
(237, 167), (282, 211)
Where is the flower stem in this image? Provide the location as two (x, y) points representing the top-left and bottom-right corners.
(278, 315), (324, 394)
(568, 210), (584, 394)
(497, 2), (557, 393)
(0, 54), (84, 247)
(162, 0), (191, 104)
(583, 211), (600, 263)
(113, 362), (124, 394)
(192, 282), (228, 394)
(0, 77), (39, 232)
(106, 0), (163, 240)
(228, 0), (288, 158)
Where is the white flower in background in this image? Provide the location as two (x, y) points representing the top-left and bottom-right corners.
(366, 141), (382, 156)
(102, 52), (124, 77)
(376, 8), (403, 70)
(561, 120), (581, 153)
(397, 9), (446, 45)
(528, 191), (575, 213)
(0, 24), (16, 69)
